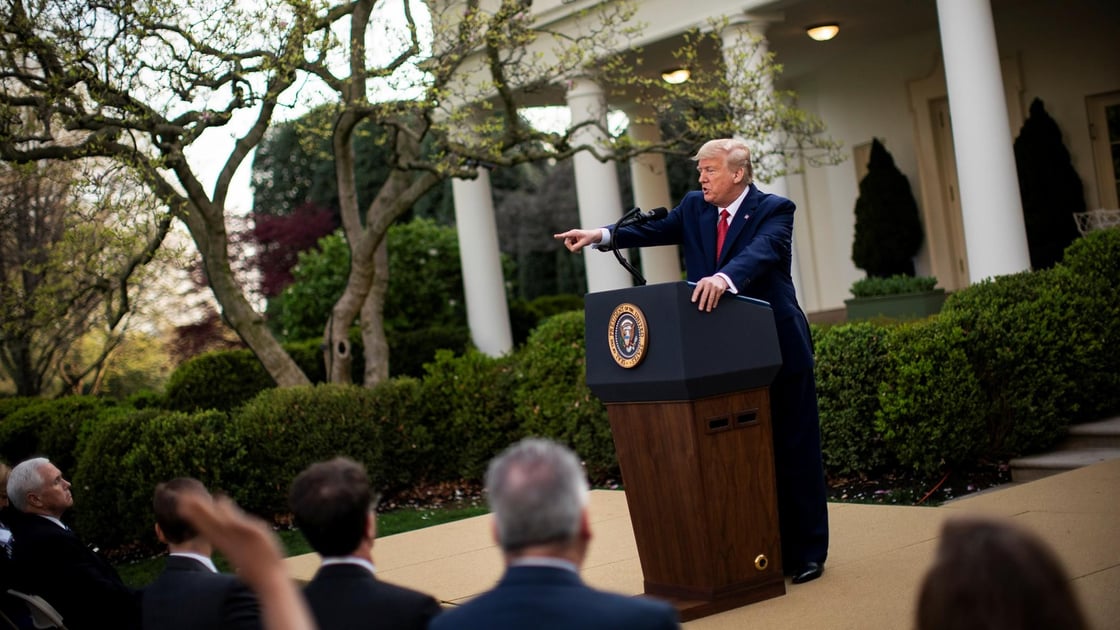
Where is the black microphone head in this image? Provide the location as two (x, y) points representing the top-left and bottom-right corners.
(648, 207), (668, 219)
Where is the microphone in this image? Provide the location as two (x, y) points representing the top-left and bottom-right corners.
(620, 207), (667, 227)
(608, 207), (667, 287)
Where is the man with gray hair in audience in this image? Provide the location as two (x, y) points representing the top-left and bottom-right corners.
(431, 438), (679, 630)
(6, 456), (141, 629)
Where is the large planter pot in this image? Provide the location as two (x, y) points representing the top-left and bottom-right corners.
(844, 289), (947, 321)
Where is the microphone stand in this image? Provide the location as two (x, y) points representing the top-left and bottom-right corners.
(610, 207), (648, 286)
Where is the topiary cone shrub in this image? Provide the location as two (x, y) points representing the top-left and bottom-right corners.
(851, 138), (924, 277)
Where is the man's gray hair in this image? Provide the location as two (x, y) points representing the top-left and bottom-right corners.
(692, 138), (754, 185)
(8, 457), (50, 512)
(485, 438), (590, 553)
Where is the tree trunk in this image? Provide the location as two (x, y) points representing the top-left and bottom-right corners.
(360, 240), (391, 386)
(179, 198), (310, 388)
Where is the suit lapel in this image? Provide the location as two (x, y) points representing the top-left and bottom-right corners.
(699, 202), (719, 267)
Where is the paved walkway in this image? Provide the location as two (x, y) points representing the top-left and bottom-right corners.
(286, 458), (1120, 630)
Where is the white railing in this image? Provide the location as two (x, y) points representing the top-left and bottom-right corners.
(1073, 208), (1120, 236)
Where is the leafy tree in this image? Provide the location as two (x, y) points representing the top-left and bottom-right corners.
(1013, 98), (1084, 269)
(0, 1), (841, 389)
(851, 139), (924, 278)
(0, 160), (169, 396)
(250, 202), (337, 298)
(278, 219), (465, 341)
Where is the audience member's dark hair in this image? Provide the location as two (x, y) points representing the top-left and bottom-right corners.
(916, 515), (1088, 630)
(153, 477), (210, 544)
(289, 457), (374, 557)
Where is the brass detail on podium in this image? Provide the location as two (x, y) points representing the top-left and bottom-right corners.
(608, 303), (648, 368)
(754, 554), (769, 571)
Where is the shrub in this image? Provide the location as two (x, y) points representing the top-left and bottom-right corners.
(389, 325), (472, 378)
(364, 377), (436, 490)
(851, 138), (924, 277)
(941, 269), (1081, 455)
(511, 311), (614, 482)
(1054, 227), (1120, 419)
(813, 322), (896, 475)
(164, 349), (274, 412)
(875, 318), (987, 476)
(849, 275), (938, 297)
(230, 384), (419, 518)
(72, 408), (242, 553)
(419, 350), (521, 480)
(0, 396), (111, 475)
(0, 397), (39, 423)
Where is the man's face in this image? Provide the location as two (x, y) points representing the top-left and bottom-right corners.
(30, 463), (73, 517)
(697, 156), (745, 208)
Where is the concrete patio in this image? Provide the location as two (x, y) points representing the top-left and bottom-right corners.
(286, 458), (1120, 629)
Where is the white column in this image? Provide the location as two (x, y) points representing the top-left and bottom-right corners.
(566, 77), (633, 293)
(936, 0), (1030, 281)
(721, 17), (813, 307)
(451, 169), (512, 356)
(625, 106), (681, 284)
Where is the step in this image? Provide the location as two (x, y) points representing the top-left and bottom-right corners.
(1009, 447), (1120, 483)
(1061, 416), (1120, 450)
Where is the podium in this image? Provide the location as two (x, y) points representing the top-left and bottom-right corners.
(585, 281), (786, 621)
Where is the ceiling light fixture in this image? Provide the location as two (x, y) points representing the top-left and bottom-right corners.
(660, 67), (691, 85)
(805, 23), (840, 42)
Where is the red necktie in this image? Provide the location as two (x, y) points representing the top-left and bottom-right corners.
(716, 209), (730, 262)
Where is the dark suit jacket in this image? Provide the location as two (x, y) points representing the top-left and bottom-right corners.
(142, 555), (262, 630)
(614, 186), (812, 372)
(9, 513), (141, 630)
(429, 565), (679, 630)
(303, 562), (442, 630)
(614, 186), (830, 567)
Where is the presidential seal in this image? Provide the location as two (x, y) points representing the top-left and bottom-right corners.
(607, 302), (648, 368)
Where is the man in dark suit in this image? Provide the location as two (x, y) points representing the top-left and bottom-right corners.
(430, 438), (679, 630)
(555, 137), (830, 584)
(289, 457), (441, 630)
(6, 457), (142, 629)
(142, 477), (262, 630)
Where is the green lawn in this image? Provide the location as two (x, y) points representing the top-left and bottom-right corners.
(117, 503), (489, 588)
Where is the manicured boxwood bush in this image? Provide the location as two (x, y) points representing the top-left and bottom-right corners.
(940, 269), (1080, 456)
(72, 408), (242, 553)
(1052, 227), (1120, 420)
(419, 349), (521, 481)
(389, 325), (472, 378)
(813, 322), (896, 475)
(164, 349), (275, 413)
(230, 384), (431, 518)
(849, 274), (938, 297)
(874, 318), (987, 476)
(511, 310), (615, 482)
(0, 396), (113, 476)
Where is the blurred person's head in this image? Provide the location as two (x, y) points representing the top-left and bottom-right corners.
(916, 515), (1088, 630)
(485, 438), (590, 562)
(154, 477), (212, 550)
(289, 457), (377, 558)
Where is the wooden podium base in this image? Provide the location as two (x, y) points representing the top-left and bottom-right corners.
(608, 388), (786, 621)
(656, 581), (788, 622)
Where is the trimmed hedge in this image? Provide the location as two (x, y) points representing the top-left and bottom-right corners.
(164, 349), (274, 413)
(0, 396), (112, 476)
(813, 322), (895, 475)
(420, 350), (521, 480)
(940, 269), (1078, 456)
(512, 311), (615, 482)
(875, 318), (988, 476)
(72, 408), (243, 552)
(230, 384), (390, 517)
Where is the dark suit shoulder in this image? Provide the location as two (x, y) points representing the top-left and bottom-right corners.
(305, 564), (440, 630)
